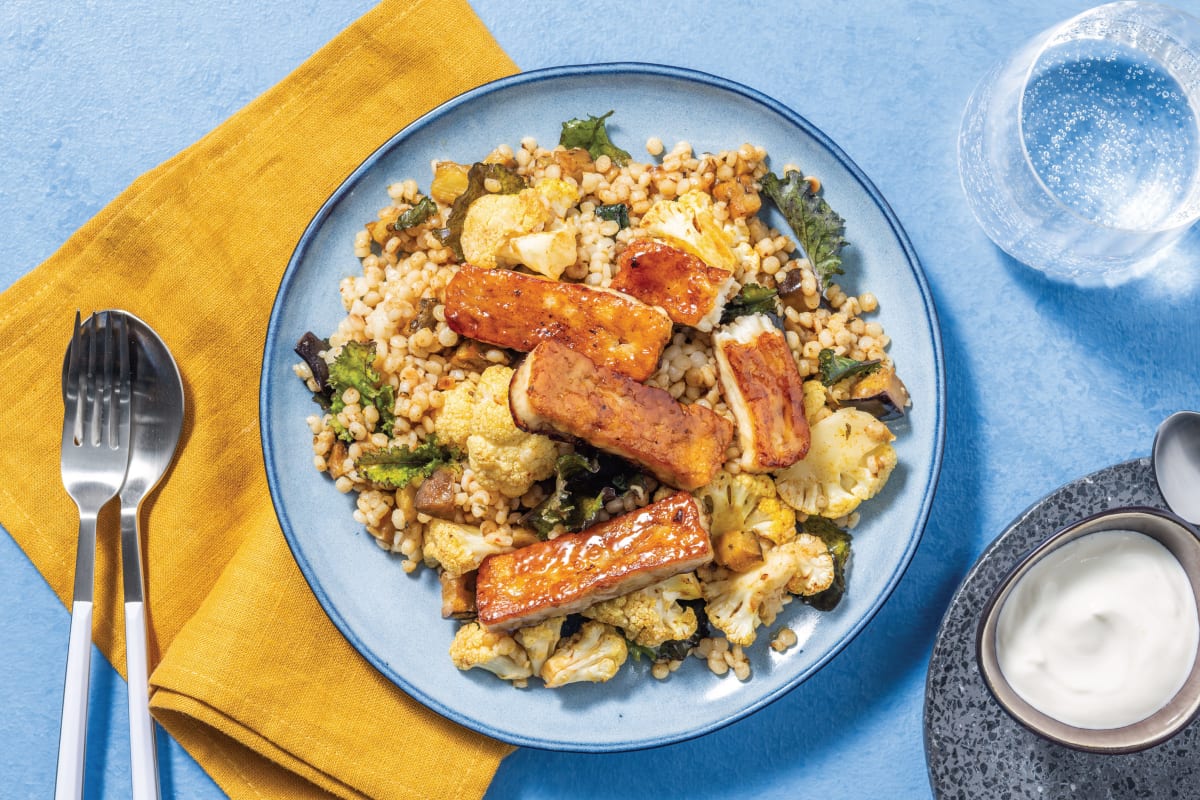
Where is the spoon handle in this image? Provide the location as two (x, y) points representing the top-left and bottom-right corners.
(121, 503), (161, 800)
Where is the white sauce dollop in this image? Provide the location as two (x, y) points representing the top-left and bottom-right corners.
(996, 529), (1199, 729)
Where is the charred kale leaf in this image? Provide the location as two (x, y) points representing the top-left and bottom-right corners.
(522, 449), (647, 539)
(817, 348), (881, 387)
(559, 111), (631, 166)
(356, 435), (460, 489)
(390, 195), (438, 231)
(327, 340), (395, 442)
(761, 170), (847, 292)
(720, 282), (779, 323)
(595, 202), (630, 229)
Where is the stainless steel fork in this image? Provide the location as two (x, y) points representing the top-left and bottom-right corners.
(55, 310), (132, 800)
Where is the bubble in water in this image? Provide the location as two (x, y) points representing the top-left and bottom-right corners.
(1022, 40), (1200, 229)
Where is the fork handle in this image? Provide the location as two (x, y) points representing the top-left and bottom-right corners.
(54, 600), (93, 800)
(56, 507), (98, 800)
(125, 601), (161, 800)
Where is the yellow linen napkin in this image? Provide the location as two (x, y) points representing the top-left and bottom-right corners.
(0, 1), (518, 797)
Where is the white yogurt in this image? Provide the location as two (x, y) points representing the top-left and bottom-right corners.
(996, 529), (1199, 729)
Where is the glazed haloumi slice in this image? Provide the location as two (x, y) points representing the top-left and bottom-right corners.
(609, 238), (736, 331)
(712, 312), (810, 472)
(443, 264), (672, 381)
(508, 339), (734, 491)
(475, 491), (712, 631)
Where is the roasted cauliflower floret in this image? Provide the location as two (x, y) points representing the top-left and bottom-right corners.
(422, 518), (512, 577)
(460, 192), (547, 270)
(529, 177), (580, 218)
(497, 225), (577, 280)
(784, 533), (836, 597)
(582, 573), (702, 648)
(513, 616), (566, 676)
(700, 539), (825, 647)
(449, 621), (533, 682)
(698, 471), (797, 546)
(540, 621), (628, 688)
(460, 178), (580, 277)
(802, 379), (831, 425)
(775, 407), (897, 518)
(436, 365), (557, 497)
(640, 190), (742, 272)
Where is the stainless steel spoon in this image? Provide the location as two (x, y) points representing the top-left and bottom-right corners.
(1153, 410), (1200, 525)
(118, 313), (184, 800)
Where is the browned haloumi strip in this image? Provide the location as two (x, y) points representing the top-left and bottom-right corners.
(610, 239), (735, 331)
(712, 312), (810, 471)
(443, 264), (672, 381)
(509, 339), (733, 491)
(476, 492), (712, 630)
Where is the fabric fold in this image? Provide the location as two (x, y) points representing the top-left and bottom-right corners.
(0, 0), (519, 796)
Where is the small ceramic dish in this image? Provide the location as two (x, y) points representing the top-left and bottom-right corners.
(977, 506), (1200, 753)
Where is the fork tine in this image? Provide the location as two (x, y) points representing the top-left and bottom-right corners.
(85, 313), (101, 447)
(112, 312), (131, 450)
(104, 312), (116, 449)
(64, 311), (84, 447)
(98, 312), (112, 447)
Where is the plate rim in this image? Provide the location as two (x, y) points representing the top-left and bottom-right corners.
(260, 61), (946, 751)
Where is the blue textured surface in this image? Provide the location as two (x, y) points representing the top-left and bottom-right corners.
(2, 1), (1199, 798)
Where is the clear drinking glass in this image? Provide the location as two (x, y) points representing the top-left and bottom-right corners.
(959, 2), (1200, 285)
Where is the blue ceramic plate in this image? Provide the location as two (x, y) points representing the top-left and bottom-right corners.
(261, 63), (945, 751)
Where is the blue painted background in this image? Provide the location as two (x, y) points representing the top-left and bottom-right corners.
(3, 1), (1199, 797)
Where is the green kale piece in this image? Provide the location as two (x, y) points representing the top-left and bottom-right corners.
(559, 111), (631, 166)
(720, 282), (779, 323)
(595, 203), (630, 229)
(391, 196), (437, 231)
(327, 341), (396, 442)
(817, 348), (881, 387)
(760, 170), (847, 291)
(522, 449), (645, 539)
(438, 162), (526, 259)
(800, 516), (853, 612)
(625, 640), (657, 662)
(356, 435), (460, 489)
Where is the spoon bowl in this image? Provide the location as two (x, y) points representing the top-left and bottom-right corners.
(1154, 410), (1200, 525)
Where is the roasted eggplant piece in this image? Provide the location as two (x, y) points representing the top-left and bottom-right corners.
(295, 331), (330, 390)
(774, 267), (807, 313)
(414, 466), (460, 520)
(844, 364), (910, 421)
(439, 570), (477, 619)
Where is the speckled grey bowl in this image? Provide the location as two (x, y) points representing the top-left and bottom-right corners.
(977, 506), (1200, 754)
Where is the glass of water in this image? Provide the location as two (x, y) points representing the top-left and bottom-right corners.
(959, 1), (1200, 285)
